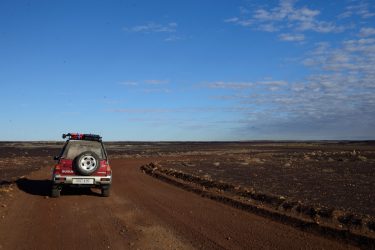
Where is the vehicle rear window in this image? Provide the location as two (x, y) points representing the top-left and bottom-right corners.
(63, 140), (105, 160)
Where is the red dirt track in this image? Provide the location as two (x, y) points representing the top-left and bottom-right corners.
(0, 158), (356, 249)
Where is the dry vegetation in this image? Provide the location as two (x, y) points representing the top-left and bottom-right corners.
(1, 141), (374, 218)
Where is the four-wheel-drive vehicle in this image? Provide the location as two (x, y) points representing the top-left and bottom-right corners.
(51, 133), (112, 198)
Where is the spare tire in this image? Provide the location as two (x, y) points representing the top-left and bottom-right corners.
(74, 151), (100, 176)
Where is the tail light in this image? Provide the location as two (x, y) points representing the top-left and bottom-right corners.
(53, 164), (62, 175)
(100, 160), (111, 175)
(106, 164), (112, 176)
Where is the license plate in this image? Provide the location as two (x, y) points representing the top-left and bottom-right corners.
(72, 178), (94, 184)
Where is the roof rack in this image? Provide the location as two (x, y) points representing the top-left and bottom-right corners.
(62, 133), (102, 142)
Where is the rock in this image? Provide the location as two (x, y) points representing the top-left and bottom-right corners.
(358, 155), (367, 161)
(203, 174), (211, 179)
(1, 204), (6, 208)
(213, 162), (220, 166)
(328, 158), (334, 162)
(253, 158), (263, 163)
(284, 162), (291, 167)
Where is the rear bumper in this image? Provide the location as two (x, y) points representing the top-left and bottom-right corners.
(53, 174), (112, 186)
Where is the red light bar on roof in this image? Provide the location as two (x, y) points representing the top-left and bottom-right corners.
(62, 133), (102, 141)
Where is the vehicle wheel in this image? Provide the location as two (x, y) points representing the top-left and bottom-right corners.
(101, 186), (110, 197)
(51, 186), (61, 198)
(74, 151), (100, 176)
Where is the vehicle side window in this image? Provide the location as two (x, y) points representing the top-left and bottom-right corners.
(58, 141), (68, 158)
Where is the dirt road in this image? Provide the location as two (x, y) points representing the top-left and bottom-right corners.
(0, 158), (355, 249)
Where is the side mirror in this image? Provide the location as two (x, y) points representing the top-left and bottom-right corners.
(53, 156), (60, 161)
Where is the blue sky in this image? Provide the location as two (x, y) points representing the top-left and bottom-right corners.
(1, 0), (375, 141)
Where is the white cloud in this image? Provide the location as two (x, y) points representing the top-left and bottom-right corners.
(218, 1), (375, 137)
(289, 7), (320, 22)
(124, 22), (185, 42)
(207, 81), (253, 89)
(224, 17), (239, 23)
(253, 9), (273, 21)
(118, 81), (138, 86)
(298, 20), (345, 33)
(339, 1), (375, 19)
(144, 79), (169, 85)
(207, 80), (288, 91)
(289, 36), (375, 124)
(224, 17), (252, 27)
(124, 22), (177, 33)
(208, 31), (375, 138)
(359, 27), (375, 37)
(253, 0), (295, 21)
(141, 88), (171, 93)
(258, 23), (279, 32)
(119, 79), (170, 86)
(237, 19), (252, 27)
(225, 0), (347, 41)
(251, 0), (342, 33)
(118, 80), (172, 94)
(279, 33), (305, 41)
(164, 35), (183, 42)
(258, 80), (288, 86)
(111, 108), (173, 113)
(304, 37), (375, 78)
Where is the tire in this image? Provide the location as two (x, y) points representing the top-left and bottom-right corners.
(101, 186), (110, 197)
(74, 151), (100, 176)
(51, 186), (61, 198)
